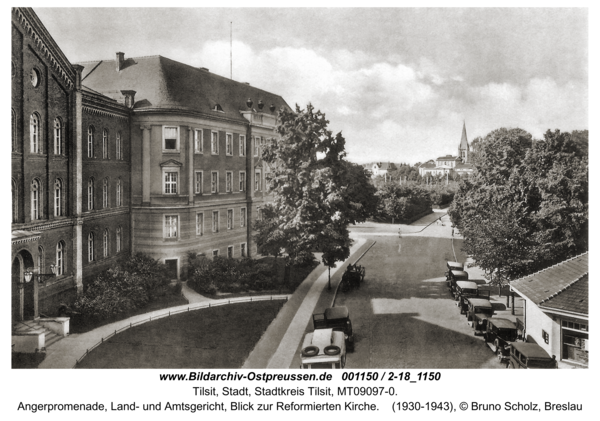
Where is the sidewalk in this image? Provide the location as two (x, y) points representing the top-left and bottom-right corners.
(243, 237), (372, 368)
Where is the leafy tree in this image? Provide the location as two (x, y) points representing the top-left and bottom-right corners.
(450, 128), (588, 284)
(258, 103), (376, 282)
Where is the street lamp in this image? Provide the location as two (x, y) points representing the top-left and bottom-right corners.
(23, 264), (56, 287)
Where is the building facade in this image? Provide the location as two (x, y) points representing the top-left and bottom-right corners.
(511, 253), (588, 368)
(11, 8), (290, 331)
(78, 54), (289, 280)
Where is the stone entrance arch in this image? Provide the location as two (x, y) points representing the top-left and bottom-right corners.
(12, 250), (35, 322)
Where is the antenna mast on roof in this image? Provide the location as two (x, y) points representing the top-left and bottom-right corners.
(230, 21), (233, 79)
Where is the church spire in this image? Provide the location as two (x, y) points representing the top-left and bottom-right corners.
(458, 121), (469, 162)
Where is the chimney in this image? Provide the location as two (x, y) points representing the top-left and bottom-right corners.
(116, 52), (125, 71)
(120, 90), (136, 109)
(199, 67), (209, 72)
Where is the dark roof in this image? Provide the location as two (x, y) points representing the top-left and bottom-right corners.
(541, 275), (588, 315)
(467, 298), (492, 307)
(420, 161), (436, 168)
(511, 342), (553, 359)
(77, 55), (290, 122)
(488, 318), (517, 330)
(511, 253), (588, 313)
(436, 156), (459, 161)
(374, 162), (392, 170)
(324, 306), (349, 320)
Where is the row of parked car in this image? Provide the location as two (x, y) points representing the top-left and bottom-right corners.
(446, 261), (557, 369)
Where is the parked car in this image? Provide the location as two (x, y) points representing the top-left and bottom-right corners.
(339, 264), (365, 292)
(300, 328), (346, 369)
(447, 269), (469, 292)
(456, 283), (491, 314)
(313, 306), (354, 351)
(466, 298), (494, 335)
(446, 261), (464, 272)
(484, 318), (519, 362)
(506, 342), (557, 369)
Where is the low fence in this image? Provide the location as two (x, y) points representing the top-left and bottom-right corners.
(73, 294), (290, 368)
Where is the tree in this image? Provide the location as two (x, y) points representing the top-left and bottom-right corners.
(258, 103), (376, 282)
(449, 128), (588, 284)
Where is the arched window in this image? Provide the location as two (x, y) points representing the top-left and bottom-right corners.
(31, 178), (41, 220)
(54, 118), (62, 155)
(88, 232), (94, 262)
(102, 178), (109, 208)
(30, 113), (40, 154)
(56, 241), (65, 276)
(116, 132), (122, 160)
(12, 178), (18, 223)
(87, 178), (94, 211)
(12, 109), (16, 152)
(103, 229), (109, 258)
(37, 246), (44, 273)
(54, 179), (62, 217)
(87, 126), (94, 158)
(102, 129), (108, 159)
(116, 178), (122, 207)
(116, 226), (122, 253)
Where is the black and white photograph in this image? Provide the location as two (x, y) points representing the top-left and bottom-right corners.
(8, 3), (594, 418)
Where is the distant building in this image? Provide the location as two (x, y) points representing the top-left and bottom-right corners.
(511, 253), (588, 369)
(419, 122), (474, 177)
(371, 162), (393, 178)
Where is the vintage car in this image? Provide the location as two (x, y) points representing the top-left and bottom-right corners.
(312, 306), (354, 351)
(340, 264), (365, 292)
(483, 318), (519, 362)
(456, 283), (491, 314)
(446, 269), (469, 292)
(506, 342), (557, 369)
(466, 298), (494, 334)
(300, 328), (346, 369)
(446, 261), (464, 272)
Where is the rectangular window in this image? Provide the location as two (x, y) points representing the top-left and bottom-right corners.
(212, 249), (219, 257)
(211, 171), (218, 193)
(165, 172), (178, 194)
(542, 330), (550, 344)
(240, 243), (247, 258)
(163, 126), (179, 151)
(226, 171), (232, 192)
(212, 211), (219, 233)
(211, 131), (219, 154)
(239, 171), (246, 191)
(227, 245), (233, 258)
(102, 131), (108, 159)
(116, 133), (122, 160)
(239, 135), (246, 156)
(194, 129), (203, 153)
(240, 207), (246, 228)
(227, 209), (233, 230)
(255, 171), (261, 191)
(257, 206), (262, 221)
(254, 136), (259, 157)
(196, 213), (204, 236)
(195, 171), (203, 194)
(226, 133), (233, 155)
(165, 215), (178, 238)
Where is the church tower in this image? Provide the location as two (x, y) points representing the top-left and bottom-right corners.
(458, 121), (469, 163)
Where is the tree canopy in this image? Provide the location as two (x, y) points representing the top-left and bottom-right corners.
(449, 128), (588, 284)
(256, 104), (376, 273)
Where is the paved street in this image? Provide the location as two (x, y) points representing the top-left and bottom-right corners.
(329, 215), (505, 369)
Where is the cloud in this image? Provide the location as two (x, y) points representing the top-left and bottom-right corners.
(174, 40), (587, 165)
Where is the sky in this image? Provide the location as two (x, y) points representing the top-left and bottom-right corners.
(33, 7), (588, 164)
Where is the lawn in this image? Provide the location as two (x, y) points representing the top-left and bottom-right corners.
(70, 294), (189, 334)
(75, 300), (285, 368)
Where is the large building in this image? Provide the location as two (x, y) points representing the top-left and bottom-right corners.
(511, 253), (588, 368)
(418, 122), (474, 177)
(11, 8), (290, 343)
